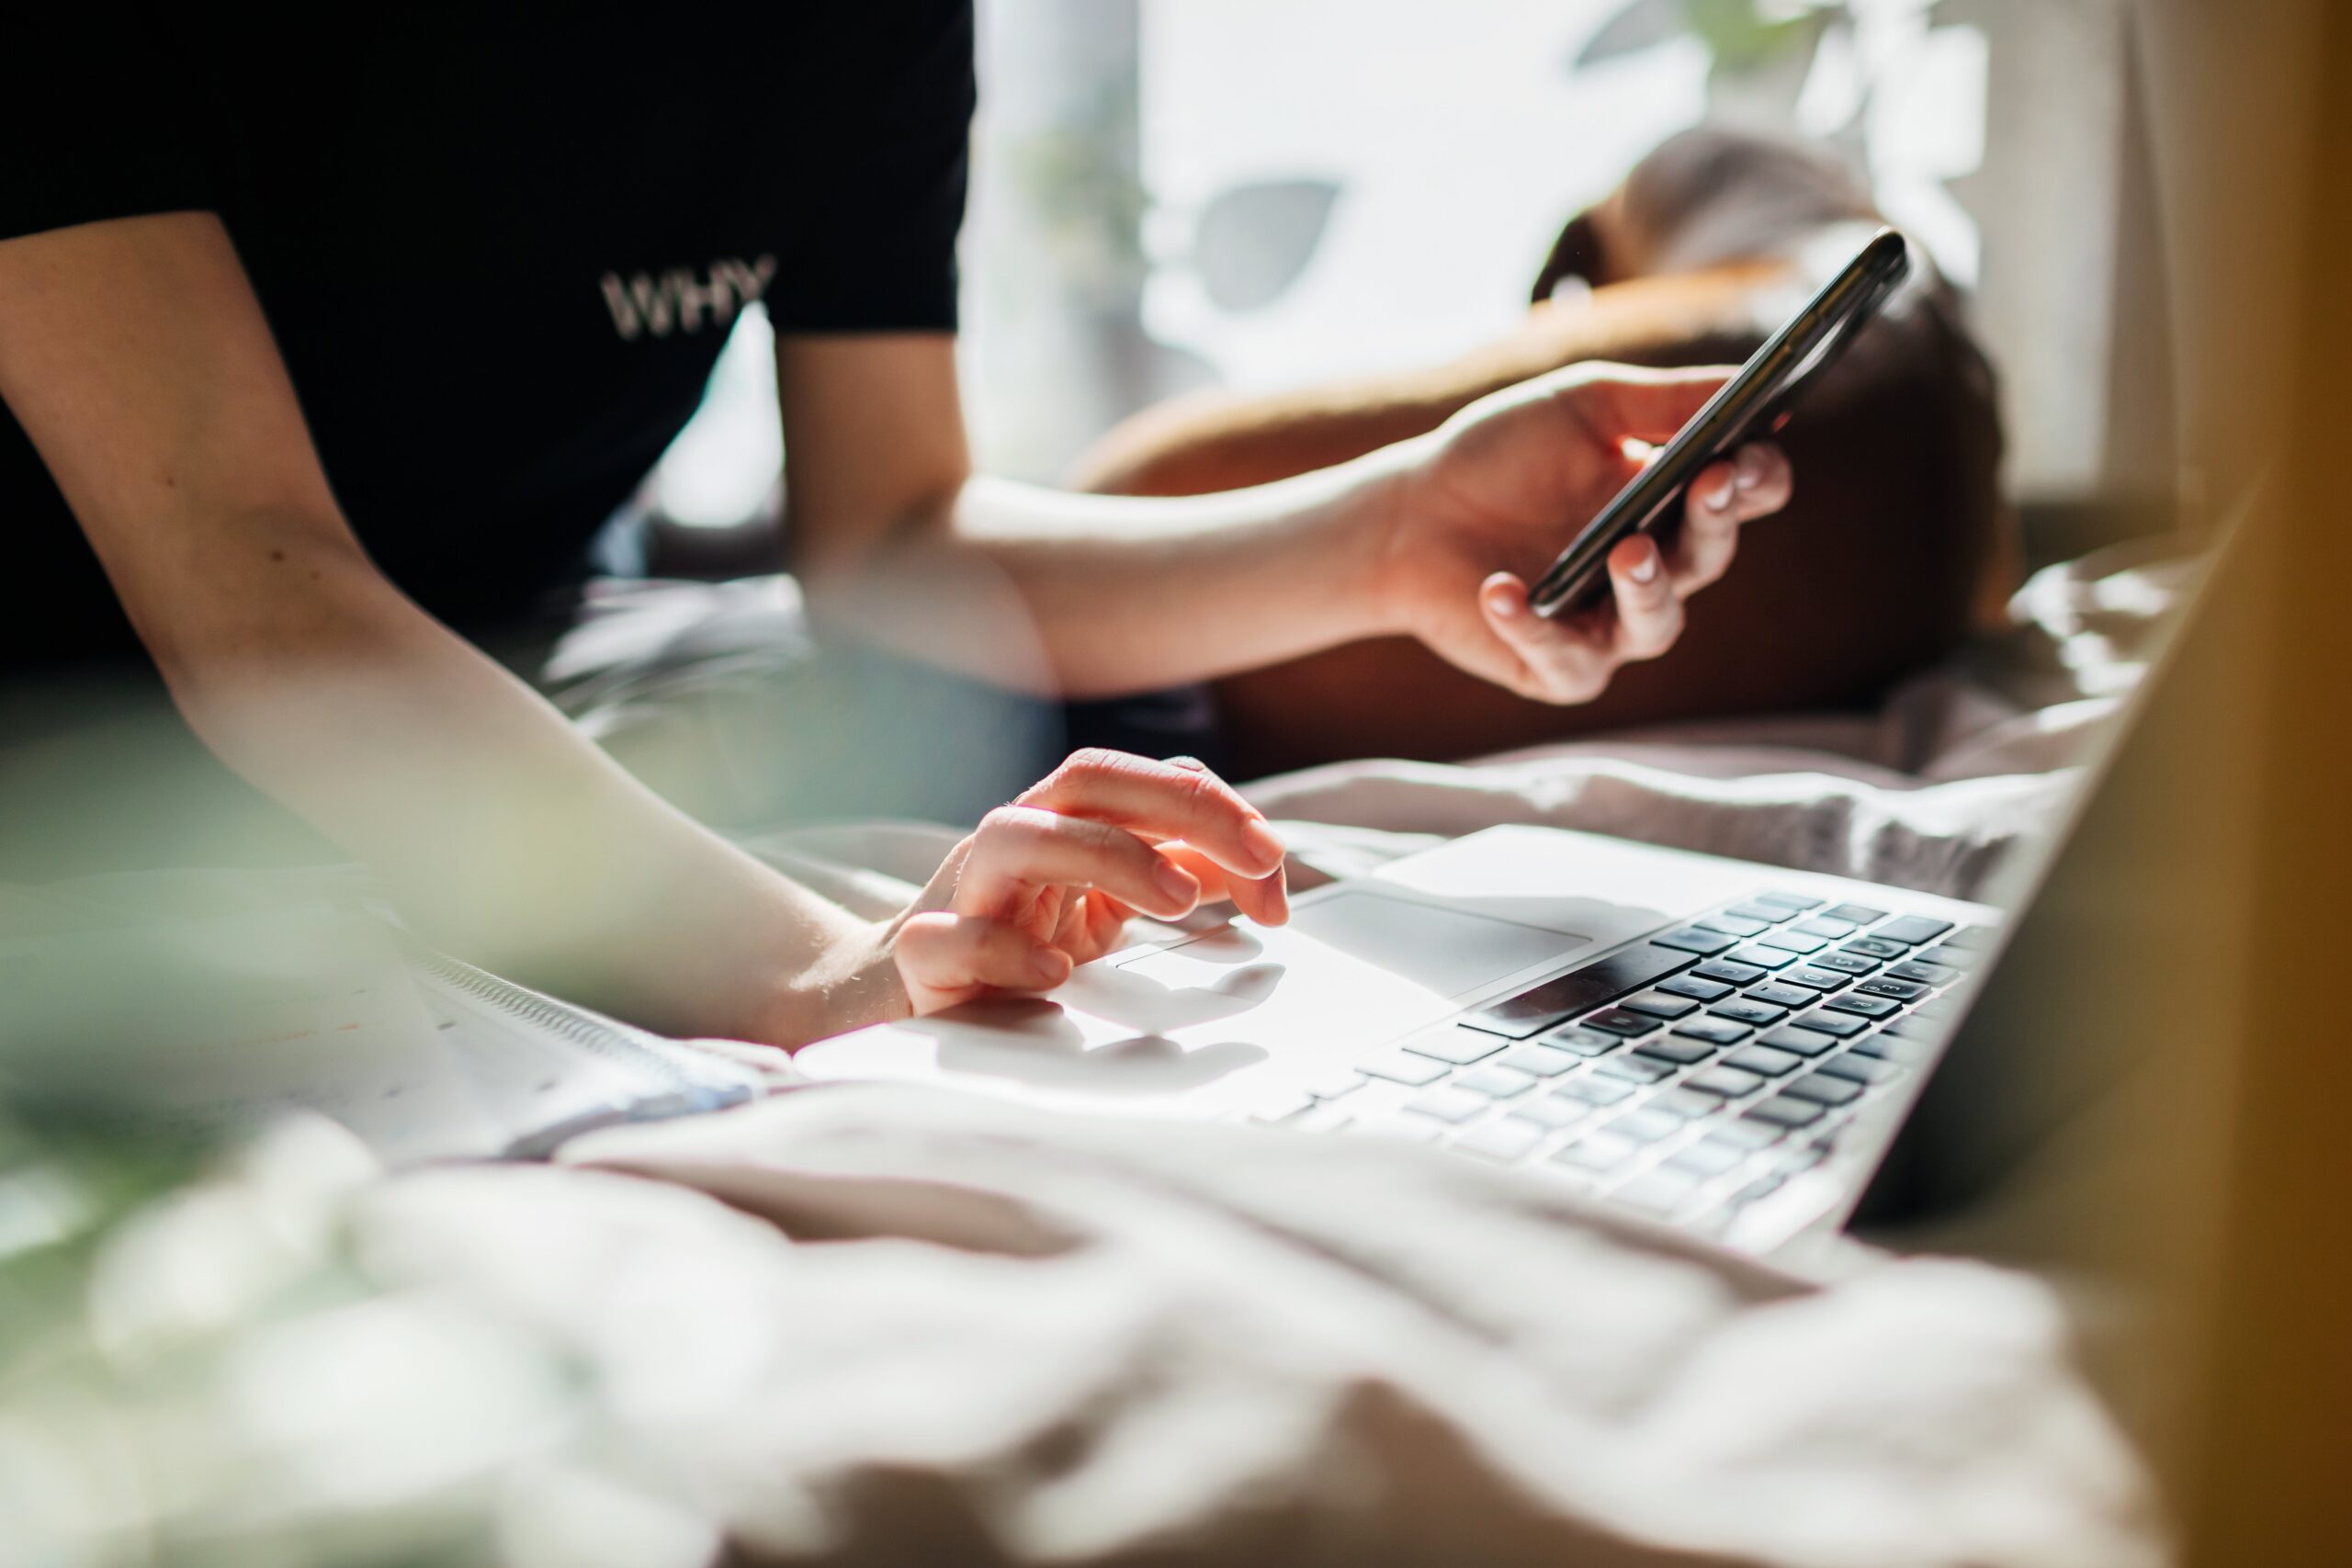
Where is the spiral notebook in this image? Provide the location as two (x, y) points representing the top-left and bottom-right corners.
(404, 939), (766, 1162)
(0, 894), (765, 1166)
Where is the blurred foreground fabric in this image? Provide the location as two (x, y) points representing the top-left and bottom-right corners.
(0, 1100), (2159, 1567)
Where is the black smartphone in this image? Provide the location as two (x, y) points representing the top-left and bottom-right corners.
(1528, 227), (1911, 619)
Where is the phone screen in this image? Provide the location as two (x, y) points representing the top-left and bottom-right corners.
(1527, 228), (1912, 619)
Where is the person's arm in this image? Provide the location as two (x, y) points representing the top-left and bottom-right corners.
(0, 214), (1282, 1044)
(775, 334), (1791, 706)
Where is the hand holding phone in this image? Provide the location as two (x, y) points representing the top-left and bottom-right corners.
(1528, 228), (1911, 618)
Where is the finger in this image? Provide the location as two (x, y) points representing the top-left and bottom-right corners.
(1604, 535), (1685, 661)
(1019, 749), (1286, 878)
(966, 805), (1202, 921)
(1056, 889), (1137, 962)
(1160, 840), (1290, 926)
(1566, 364), (1738, 445)
(1668, 458), (1744, 591)
(1728, 441), (1793, 519)
(895, 911), (1070, 1011)
(1478, 570), (1615, 705)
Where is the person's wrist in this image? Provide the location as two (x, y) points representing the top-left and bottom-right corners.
(754, 914), (913, 1049)
(1328, 435), (1430, 639)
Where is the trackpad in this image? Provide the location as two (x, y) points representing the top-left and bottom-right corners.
(1123, 890), (1584, 998)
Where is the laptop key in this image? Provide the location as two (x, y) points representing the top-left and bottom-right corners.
(1620, 991), (1702, 1020)
(1635, 1038), (1715, 1068)
(1659, 974), (1736, 1003)
(1723, 901), (1797, 924)
(1823, 993), (1900, 1021)
(1724, 1043), (1805, 1077)
(1558, 1076), (1634, 1107)
(1713, 1115), (1788, 1149)
(1793, 916), (1860, 940)
(1939, 926), (1994, 952)
(1454, 1118), (1544, 1164)
(1807, 952), (1879, 977)
(1842, 937), (1910, 961)
(1553, 1131), (1640, 1172)
(1456, 1066), (1537, 1100)
(1459, 943), (1696, 1039)
(1886, 960), (1957, 986)
(1670, 1137), (1754, 1178)
(1358, 1050), (1451, 1087)
(1498, 1044), (1578, 1078)
(1405, 1087), (1490, 1123)
(1745, 982), (1815, 1010)
(1875, 916), (1954, 946)
(1697, 914), (1771, 939)
(1816, 1053), (1905, 1086)
(1781, 1073), (1866, 1108)
(1404, 1031), (1510, 1066)
(1650, 1087), (1723, 1120)
(1852, 1034), (1931, 1065)
(1510, 1095), (1590, 1130)
(1353, 1115), (1442, 1145)
(1693, 958), (1770, 987)
(1752, 892), (1825, 910)
(1921, 943), (1983, 969)
(1727, 944), (1798, 971)
(1824, 903), (1888, 925)
(1610, 1108), (1683, 1144)
(1673, 1017), (1754, 1046)
(1539, 1028), (1623, 1057)
(1790, 1010), (1868, 1039)
(1598, 1054), (1673, 1085)
(1305, 1070), (1368, 1100)
(1653, 927), (1737, 956)
(1760, 1027), (1838, 1057)
(1709, 998), (1788, 1028)
(1853, 977), (1930, 1002)
(1582, 1008), (1660, 1037)
(1756, 931), (1826, 956)
(1685, 1065), (1767, 1099)
(1778, 966), (1853, 993)
(1746, 1095), (1827, 1129)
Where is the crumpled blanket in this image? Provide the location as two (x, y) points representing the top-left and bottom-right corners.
(331, 1087), (2163, 1567)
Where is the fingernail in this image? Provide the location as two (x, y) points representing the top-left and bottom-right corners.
(1031, 947), (1071, 985)
(1154, 856), (1199, 908)
(1488, 589), (1522, 619)
(1167, 754), (1207, 772)
(1629, 550), (1660, 584)
(1241, 817), (1287, 874)
(1735, 447), (1765, 491)
(1706, 474), (1738, 511)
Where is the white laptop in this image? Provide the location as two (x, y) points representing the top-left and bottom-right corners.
(797, 502), (2242, 1260)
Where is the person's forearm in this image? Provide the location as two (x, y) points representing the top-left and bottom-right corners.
(149, 521), (895, 1043)
(805, 444), (1420, 699)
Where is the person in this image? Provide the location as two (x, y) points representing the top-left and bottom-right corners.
(0, 5), (1790, 1050)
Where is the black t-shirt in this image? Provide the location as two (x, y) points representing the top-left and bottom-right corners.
(0, 2), (974, 678)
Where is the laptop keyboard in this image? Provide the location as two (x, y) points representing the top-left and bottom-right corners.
(1249, 891), (1984, 1231)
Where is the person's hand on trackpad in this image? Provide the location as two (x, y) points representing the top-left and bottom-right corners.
(882, 749), (1290, 1015)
